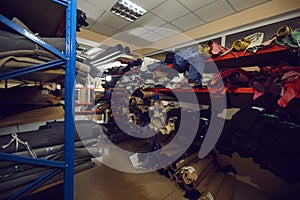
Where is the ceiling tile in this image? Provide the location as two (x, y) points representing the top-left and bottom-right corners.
(90, 21), (119, 36)
(85, 18), (96, 29)
(112, 32), (152, 46)
(131, 0), (167, 11)
(153, 24), (182, 37)
(140, 31), (165, 43)
(177, 0), (217, 11)
(193, 0), (235, 22)
(97, 11), (131, 30)
(127, 27), (150, 36)
(151, 0), (190, 22)
(228, 0), (271, 11)
(85, 0), (118, 11)
(77, 0), (106, 20)
(134, 12), (167, 28)
(170, 13), (205, 31)
(119, 23), (149, 36)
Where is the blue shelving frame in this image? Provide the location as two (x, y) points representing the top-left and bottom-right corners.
(0, 0), (76, 199)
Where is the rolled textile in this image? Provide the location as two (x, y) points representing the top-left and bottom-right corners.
(170, 154), (199, 181)
(196, 165), (217, 193)
(0, 138), (98, 169)
(0, 167), (52, 193)
(0, 120), (104, 153)
(171, 153), (199, 172)
(0, 30), (66, 52)
(0, 146), (99, 179)
(192, 162), (215, 189)
(0, 160), (95, 200)
(180, 155), (214, 185)
(0, 49), (57, 61)
(215, 173), (236, 200)
(200, 172), (225, 198)
(0, 166), (48, 184)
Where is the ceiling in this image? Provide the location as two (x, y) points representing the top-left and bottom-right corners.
(77, 0), (272, 48)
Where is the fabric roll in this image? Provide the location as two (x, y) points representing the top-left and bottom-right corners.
(215, 174), (236, 200)
(0, 166), (48, 185)
(0, 167), (52, 193)
(0, 138), (97, 169)
(275, 25), (292, 46)
(200, 172), (225, 198)
(180, 155), (214, 185)
(0, 160), (95, 200)
(0, 120), (104, 153)
(0, 30), (65, 52)
(173, 153), (199, 171)
(196, 165), (217, 193)
(0, 146), (98, 180)
(0, 49), (57, 60)
(192, 162), (215, 189)
(232, 40), (249, 51)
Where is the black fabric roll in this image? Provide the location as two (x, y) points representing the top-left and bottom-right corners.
(0, 160), (95, 200)
(0, 138), (98, 169)
(0, 30), (65, 52)
(0, 146), (99, 179)
(0, 120), (104, 153)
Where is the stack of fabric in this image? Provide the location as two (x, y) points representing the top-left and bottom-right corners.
(216, 106), (300, 184)
(0, 120), (103, 199)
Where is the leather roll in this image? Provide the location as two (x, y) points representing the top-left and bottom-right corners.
(232, 39), (250, 51)
(200, 172), (225, 198)
(276, 25), (292, 38)
(215, 174), (236, 200)
(180, 155), (214, 185)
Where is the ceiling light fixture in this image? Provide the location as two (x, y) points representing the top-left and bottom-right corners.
(110, 0), (147, 22)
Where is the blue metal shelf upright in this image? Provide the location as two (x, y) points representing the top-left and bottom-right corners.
(0, 0), (76, 199)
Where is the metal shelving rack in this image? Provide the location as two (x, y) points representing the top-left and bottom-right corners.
(0, 0), (76, 199)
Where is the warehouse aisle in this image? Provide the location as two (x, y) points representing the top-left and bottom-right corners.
(74, 162), (186, 200)
(74, 138), (186, 200)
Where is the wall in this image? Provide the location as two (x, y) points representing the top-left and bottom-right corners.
(77, 0), (300, 55)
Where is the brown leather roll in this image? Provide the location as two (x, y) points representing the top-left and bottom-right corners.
(180, 156), (214, 185)
(201, 172), (225, 198)
(276, 25), (292, 38)
(232, 40), (250, 51)
(215, 174), (236, 200)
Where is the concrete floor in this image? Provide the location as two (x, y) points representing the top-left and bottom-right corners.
(74, 162), (186, 200)
(21, 138), (275, 200)
(74, 137), (187, 200)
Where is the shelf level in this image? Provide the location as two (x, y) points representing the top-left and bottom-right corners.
(204, 45), (298, 72)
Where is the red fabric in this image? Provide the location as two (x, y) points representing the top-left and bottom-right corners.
(253, 90), (265, 100)
(209, 41), (229, 56)
(278, 77), (300, 107)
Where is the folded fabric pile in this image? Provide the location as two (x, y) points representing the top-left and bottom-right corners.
(216, 106), (300, 184)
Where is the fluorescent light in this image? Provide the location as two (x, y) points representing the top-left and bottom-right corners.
(110, 0), (147, 22)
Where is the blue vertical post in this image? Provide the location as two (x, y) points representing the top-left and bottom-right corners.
(64, 0), (76, 199)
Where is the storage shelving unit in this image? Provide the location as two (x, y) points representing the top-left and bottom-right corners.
(0, 0), (76, 199)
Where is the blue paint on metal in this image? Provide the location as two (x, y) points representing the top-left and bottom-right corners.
(52, 0), (69, 7)
(0, 152), (65, 168)
(0, 1), (77, 199)
(8, 168), (62, 200)
(0, 14), (67, 60)
(64, 0), (76, 199)
(0, 60), (65, 81)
